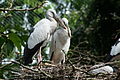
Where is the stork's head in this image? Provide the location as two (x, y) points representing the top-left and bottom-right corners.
(46, 9), (56, 18)
(62, 18), (68, 26)
(46, 9), (67, 29)
(62, 18), (71, 37)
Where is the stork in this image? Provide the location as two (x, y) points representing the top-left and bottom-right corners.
(106, 38), (120, 62)
(23, 9), (67, 65)
(49, 18), (71, 65)
(88, 64), (118, 75)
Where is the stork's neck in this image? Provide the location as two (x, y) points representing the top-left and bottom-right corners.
(48, 17), (58, 34)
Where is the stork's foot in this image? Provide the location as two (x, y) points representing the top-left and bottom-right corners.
(37, 61), (43, 68)
(37, 61), (56, 68)
(43, 63), (56, 67)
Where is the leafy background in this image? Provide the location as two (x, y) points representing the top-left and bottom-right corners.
(0, 0), (120, 79)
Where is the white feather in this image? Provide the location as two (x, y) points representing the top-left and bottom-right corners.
(27, 9), (59, 49)
(28, 19), (52, 49)
(49, 18), (71, 64)
(89, 65), (113, 75)
(110, 38), (120, 56)
(23, 9), (67, 65)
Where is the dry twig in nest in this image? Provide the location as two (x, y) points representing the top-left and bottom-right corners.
(11, 61), (52, 78)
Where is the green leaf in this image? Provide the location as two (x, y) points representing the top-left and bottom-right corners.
(20, 35), (29, 46)
(9, 33), (21, 52)
(21, 35), (28, 41)
(0, 26), (5, 32)
(2, 40), (14, 58)
(0, 37), (5, 49)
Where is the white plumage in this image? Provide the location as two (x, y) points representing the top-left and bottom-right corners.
(28, 19), (51, 49)
(23, 9), (67, 65)
(110, 38), (120, 56)
(89, 65), (114, 75)
(49, 18), (71, 65)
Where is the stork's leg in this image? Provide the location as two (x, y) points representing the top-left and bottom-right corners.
(37, 47), (42, 65)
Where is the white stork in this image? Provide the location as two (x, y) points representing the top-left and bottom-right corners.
(23, 9), (67, 65)
(106, 38), (120, 61)
(88, 64), (117, 75)
(49, 18), (71, 65)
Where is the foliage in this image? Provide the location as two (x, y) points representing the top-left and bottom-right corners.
(86, 0), (120, 55)
(0, 0), (46, 78)
(0, 0), (47, 59)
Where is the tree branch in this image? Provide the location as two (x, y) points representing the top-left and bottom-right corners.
(0, 63), (13, 69)
(88, 60), (120, 71)
(11, 61), (52, 78)
(0, 1), (47, 11)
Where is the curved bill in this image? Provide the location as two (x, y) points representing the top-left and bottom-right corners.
(54, 15), (67, 29)
(62, 21), (71, 38)
(67, 27), (71, 37)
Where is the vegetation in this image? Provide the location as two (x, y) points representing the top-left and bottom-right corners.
(0, 0), (120, 79)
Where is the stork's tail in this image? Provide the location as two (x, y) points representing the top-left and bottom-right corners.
(23, 40), (45, 65)
(23, 45), (33, 65)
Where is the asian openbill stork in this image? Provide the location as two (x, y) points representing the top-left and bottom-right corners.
(49, 18), (71, 65)
(106, 38), (120, 62)
(23, 9), (67, 65)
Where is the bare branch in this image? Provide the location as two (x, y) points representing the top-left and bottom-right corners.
(11, 61), (52, 78)
(0, 63), (13, 69)
(88, 60), (120, 71)
(0, 1), (47, 11)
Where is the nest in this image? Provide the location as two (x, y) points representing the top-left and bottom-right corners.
(10, 60), (120, 80)
(1, 50), (120, 80)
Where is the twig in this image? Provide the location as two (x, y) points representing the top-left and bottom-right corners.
(11, 71), (21, 76)
(0, 1), (47, 11)
(68, 58), (77, 71)
(0, 63), (13, 69)
(39, 69), (52, 78)
(68, 59), (89, 75)
(69, 49), (104, 61)
(63, 50), (89, 75)
(104, 60), (120, 65)
(0, 56), (23, 69)
(88, 60), (120, 71)
(12, 61), (37, 72)
(73, 41), (88, 50)
(62, 50), (77, 71)
(11, 61), (52, 78)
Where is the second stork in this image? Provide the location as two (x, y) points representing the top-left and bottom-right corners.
(50, 18), (71, 65)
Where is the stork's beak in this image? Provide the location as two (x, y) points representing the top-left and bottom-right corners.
(67, 26), (71, 38)
(68, 32), (71, 37)
(54, 15), (67, 29)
